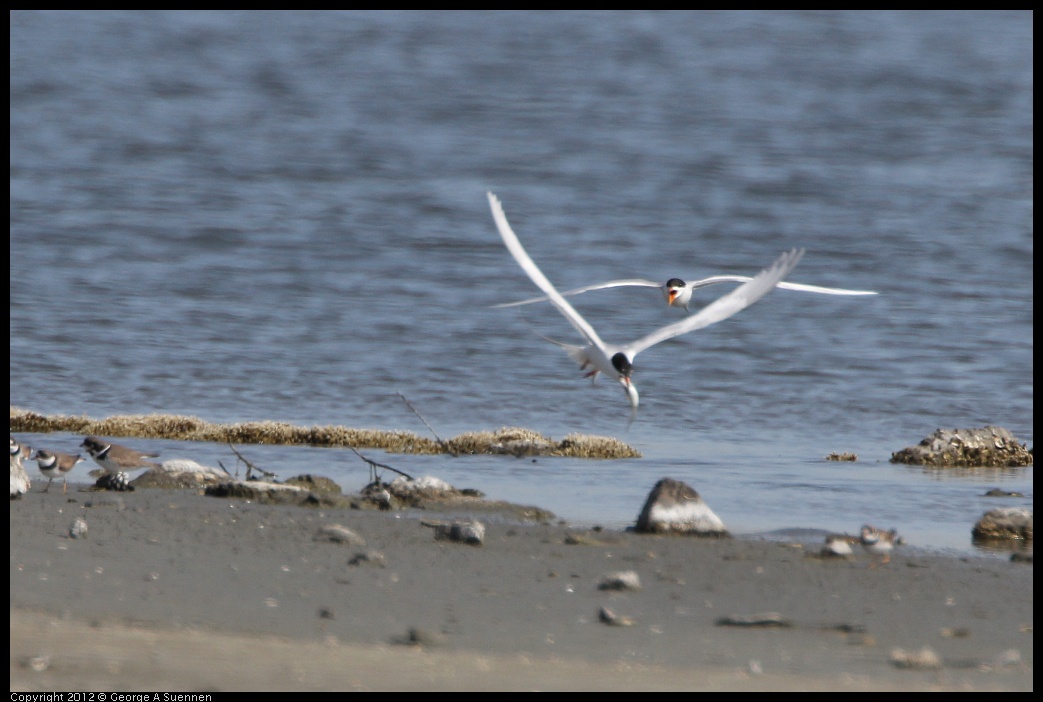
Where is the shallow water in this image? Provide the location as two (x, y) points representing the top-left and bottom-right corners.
(10, 11), (1033, 555)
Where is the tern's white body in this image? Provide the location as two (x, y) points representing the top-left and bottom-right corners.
(487, 192), (804, 421)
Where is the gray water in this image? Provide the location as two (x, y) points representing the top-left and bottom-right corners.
(10, 11), (1033, 555)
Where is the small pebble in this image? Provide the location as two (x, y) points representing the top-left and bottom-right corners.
(598, 606), (635, 627)
(403, 627), (447, 647)
(315, 524), (366, 546)
(989, 648), (1022, 669)
(598, 571), (642, 592)
(715, 612), (793, 628)
(348, 550), (386, 568)
(69, 517), (88, 539)
(27, 655), (50, 672)
(890, 646), (942, 670)
(433, 520), (485, 546)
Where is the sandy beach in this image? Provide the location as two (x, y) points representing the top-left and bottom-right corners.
(9, 481), (1033, 691)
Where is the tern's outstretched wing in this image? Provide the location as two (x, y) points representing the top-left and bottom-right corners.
(690, 276), (876, 296)
(624, 249), (804, 358)
(491, 279), (661, 309)
(487, 192), (610, 354)
(492, 274), (874, 309)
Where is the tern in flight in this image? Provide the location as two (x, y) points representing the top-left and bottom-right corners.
(488, 192), (804, 422)
(494, 266), (874, 312)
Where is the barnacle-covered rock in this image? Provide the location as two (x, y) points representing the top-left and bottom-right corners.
(891, 426), (1032, 467)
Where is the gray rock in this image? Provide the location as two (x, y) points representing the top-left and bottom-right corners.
(205, 480), (307, 501)
(284, 474), (342, 494)
(430, 519), (485, 546)
(984, 488), (1025, 498)
(634, 478), (728, 536)
(972, 507), (1033, 541)
(389, 475), (459, 500)
(132, 459), (229, 488)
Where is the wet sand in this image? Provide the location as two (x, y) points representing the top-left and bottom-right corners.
(9, 483), (1033, 691)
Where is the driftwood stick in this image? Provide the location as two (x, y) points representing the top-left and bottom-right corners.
(217, 459), (235, 480)
(349, 446), (414, 482)
(396, 391), (457, 456)
(226, 442), (277, 481)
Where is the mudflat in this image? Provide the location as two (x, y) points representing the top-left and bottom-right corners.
(9, 484), (1033, 691)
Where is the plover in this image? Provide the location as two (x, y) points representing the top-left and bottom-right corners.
(860, 524), (900, 565)
(32, 449), (84, 494)
(80, 436), (160, 474)
(10, 436), (32, 497)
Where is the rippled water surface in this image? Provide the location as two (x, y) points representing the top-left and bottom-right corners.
(10, 11), (1033, 555)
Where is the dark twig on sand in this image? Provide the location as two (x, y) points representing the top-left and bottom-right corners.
(226, 443), (277, 481)
(396, 391), (458, 457)
(349, 446), (414, 483)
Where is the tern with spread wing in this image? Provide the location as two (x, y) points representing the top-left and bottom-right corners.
(488, 192), (804, 421)
(495, 269), (874, 312)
